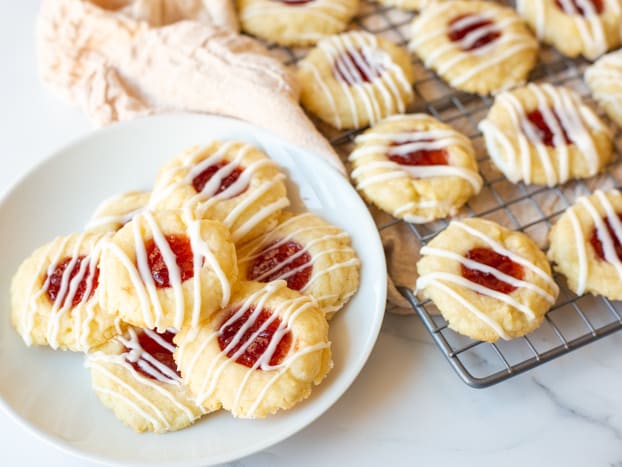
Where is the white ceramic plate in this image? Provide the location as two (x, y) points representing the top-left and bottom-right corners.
(0, 114), (387, 466)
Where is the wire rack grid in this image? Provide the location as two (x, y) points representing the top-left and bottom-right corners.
(267, 0), (622, 388)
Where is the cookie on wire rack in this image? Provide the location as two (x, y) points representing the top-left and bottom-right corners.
(409, 0), (538, 95)
(417, 218), (559, 343)
(585, 49), (622, 128)
(349, 114), (483, 223)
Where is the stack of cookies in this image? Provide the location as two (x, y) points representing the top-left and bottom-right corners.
(10, 141), (361, 432)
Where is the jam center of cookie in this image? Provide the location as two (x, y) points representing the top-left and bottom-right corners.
(145, 234), (197, 288)
(276, 0), (314, 4)
(555, 0), (604, 16)
(387, 137), (449, 166)
(218, 306), (293, 369)
(524, 109), (572, 147)
(248, 240), (312, 291)
(589, 214), (622, 262)
(45, 256), (99, 307)
(461, 247), (524, 294)
(192, 161), (248, 199)
(333, 48), (385, 85)
(448, 14), (501, 51)
(126, 329), (181, 381)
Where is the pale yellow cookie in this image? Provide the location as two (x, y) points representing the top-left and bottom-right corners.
(237, 212), (360, 318)
(175, 281), (332, 418)
(87, 327), (207, 433)
(377, 0), (446, 12)
(548, 190), (622, 300)
(409, 1), (538, 95)
(298, 31), (415, 130)
(238, 0), (359, 46)
(349, 114), (482, 223)
(479, 83), (613, 187)
(416, 218), (559, 343)
(11, 232), (117, 352)
(100, 210), (238, 331)
(517, 0), (622, 60)
(585, 49), (622, 128)
(85, 191), (150, 233)
(151, 142), (289, 245)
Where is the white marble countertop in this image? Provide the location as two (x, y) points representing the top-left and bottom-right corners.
(3, 3), (622, 467)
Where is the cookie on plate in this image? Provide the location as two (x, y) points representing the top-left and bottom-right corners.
(517, 0), (622, 60)
(585, 50), (622, 128)
(100, 210), (238, 331)
(11, 232), (117, 352)
(237, 212), (360, 318)
(297, 31), (415, 130)
(409, 1), (538, 95)
(416, 218), (559, 342)
(151, 142), (289, 245)
(174, 281), (332, 418)
(85, 190), (150, 233)
(238, 0), (359, 46)
(350, 114), (482, 223)
(548, 189), (622, 300)
(87, 327), (207, 433)
(479, 83), (613, 187)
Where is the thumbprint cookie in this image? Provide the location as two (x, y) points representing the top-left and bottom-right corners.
(237, 0), (359, 46)
(11, 232), (117, 352)
(417, 218), (559, 342)
(479, 83), (613, 187)
(297, 31), (415, 130)
(585, 50), (622, 128)
(85, 191), (150, 233)
(100, 210), (238, 331)
(237, 212), (360, 318)
(349, 114), (482, 223)
(174, 281), (332, 418)
(409, 1), (538, 95)
(517, 0), (622, 60)
(87, 327), (207, 433)
(548, 190), (622, 300)
(150, 142), (289, 245)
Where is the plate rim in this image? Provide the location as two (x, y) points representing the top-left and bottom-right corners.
(0, 112), (387, 466)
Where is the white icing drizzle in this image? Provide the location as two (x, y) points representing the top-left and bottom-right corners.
(479, 83), (607, 187)
(410, 5), (538, 88)
(21, 233), (108, 350)
(567, 207), (588, 294)
(518, 0), (616, 59)
(585, 50), (622, 120)
(106, 210), (231, 330)
(308, 31), (412, 128)
(416, 220), (558, 340)
(151, 143), (289, 243)
(238, 213), (359, 309)
(183, 281), (329, 417)
(576, 190), (622, 284)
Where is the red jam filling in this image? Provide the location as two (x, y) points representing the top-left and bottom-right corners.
(461, 247), (524, 294)
(218, 306), (292, 369)
(387, 138), (449, 166)
(126, 329), (180, 380)
(524, 109), (572, 147)
(448, 14), (501, 51)
(248, 240), (312, 291)
(555, 0), (604, 16)
(589, 214), (622, 262)
(145, 234), (197, 289)
(191, 161), (247, 198)
(333, 49), (384, 85)
(277, 0), (313, 4)
(45, 256), (99, 307)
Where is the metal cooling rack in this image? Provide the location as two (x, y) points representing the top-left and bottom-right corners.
(267, 0), (622, 387)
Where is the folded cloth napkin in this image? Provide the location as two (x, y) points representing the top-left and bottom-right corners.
(37, 0), (344, 173)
